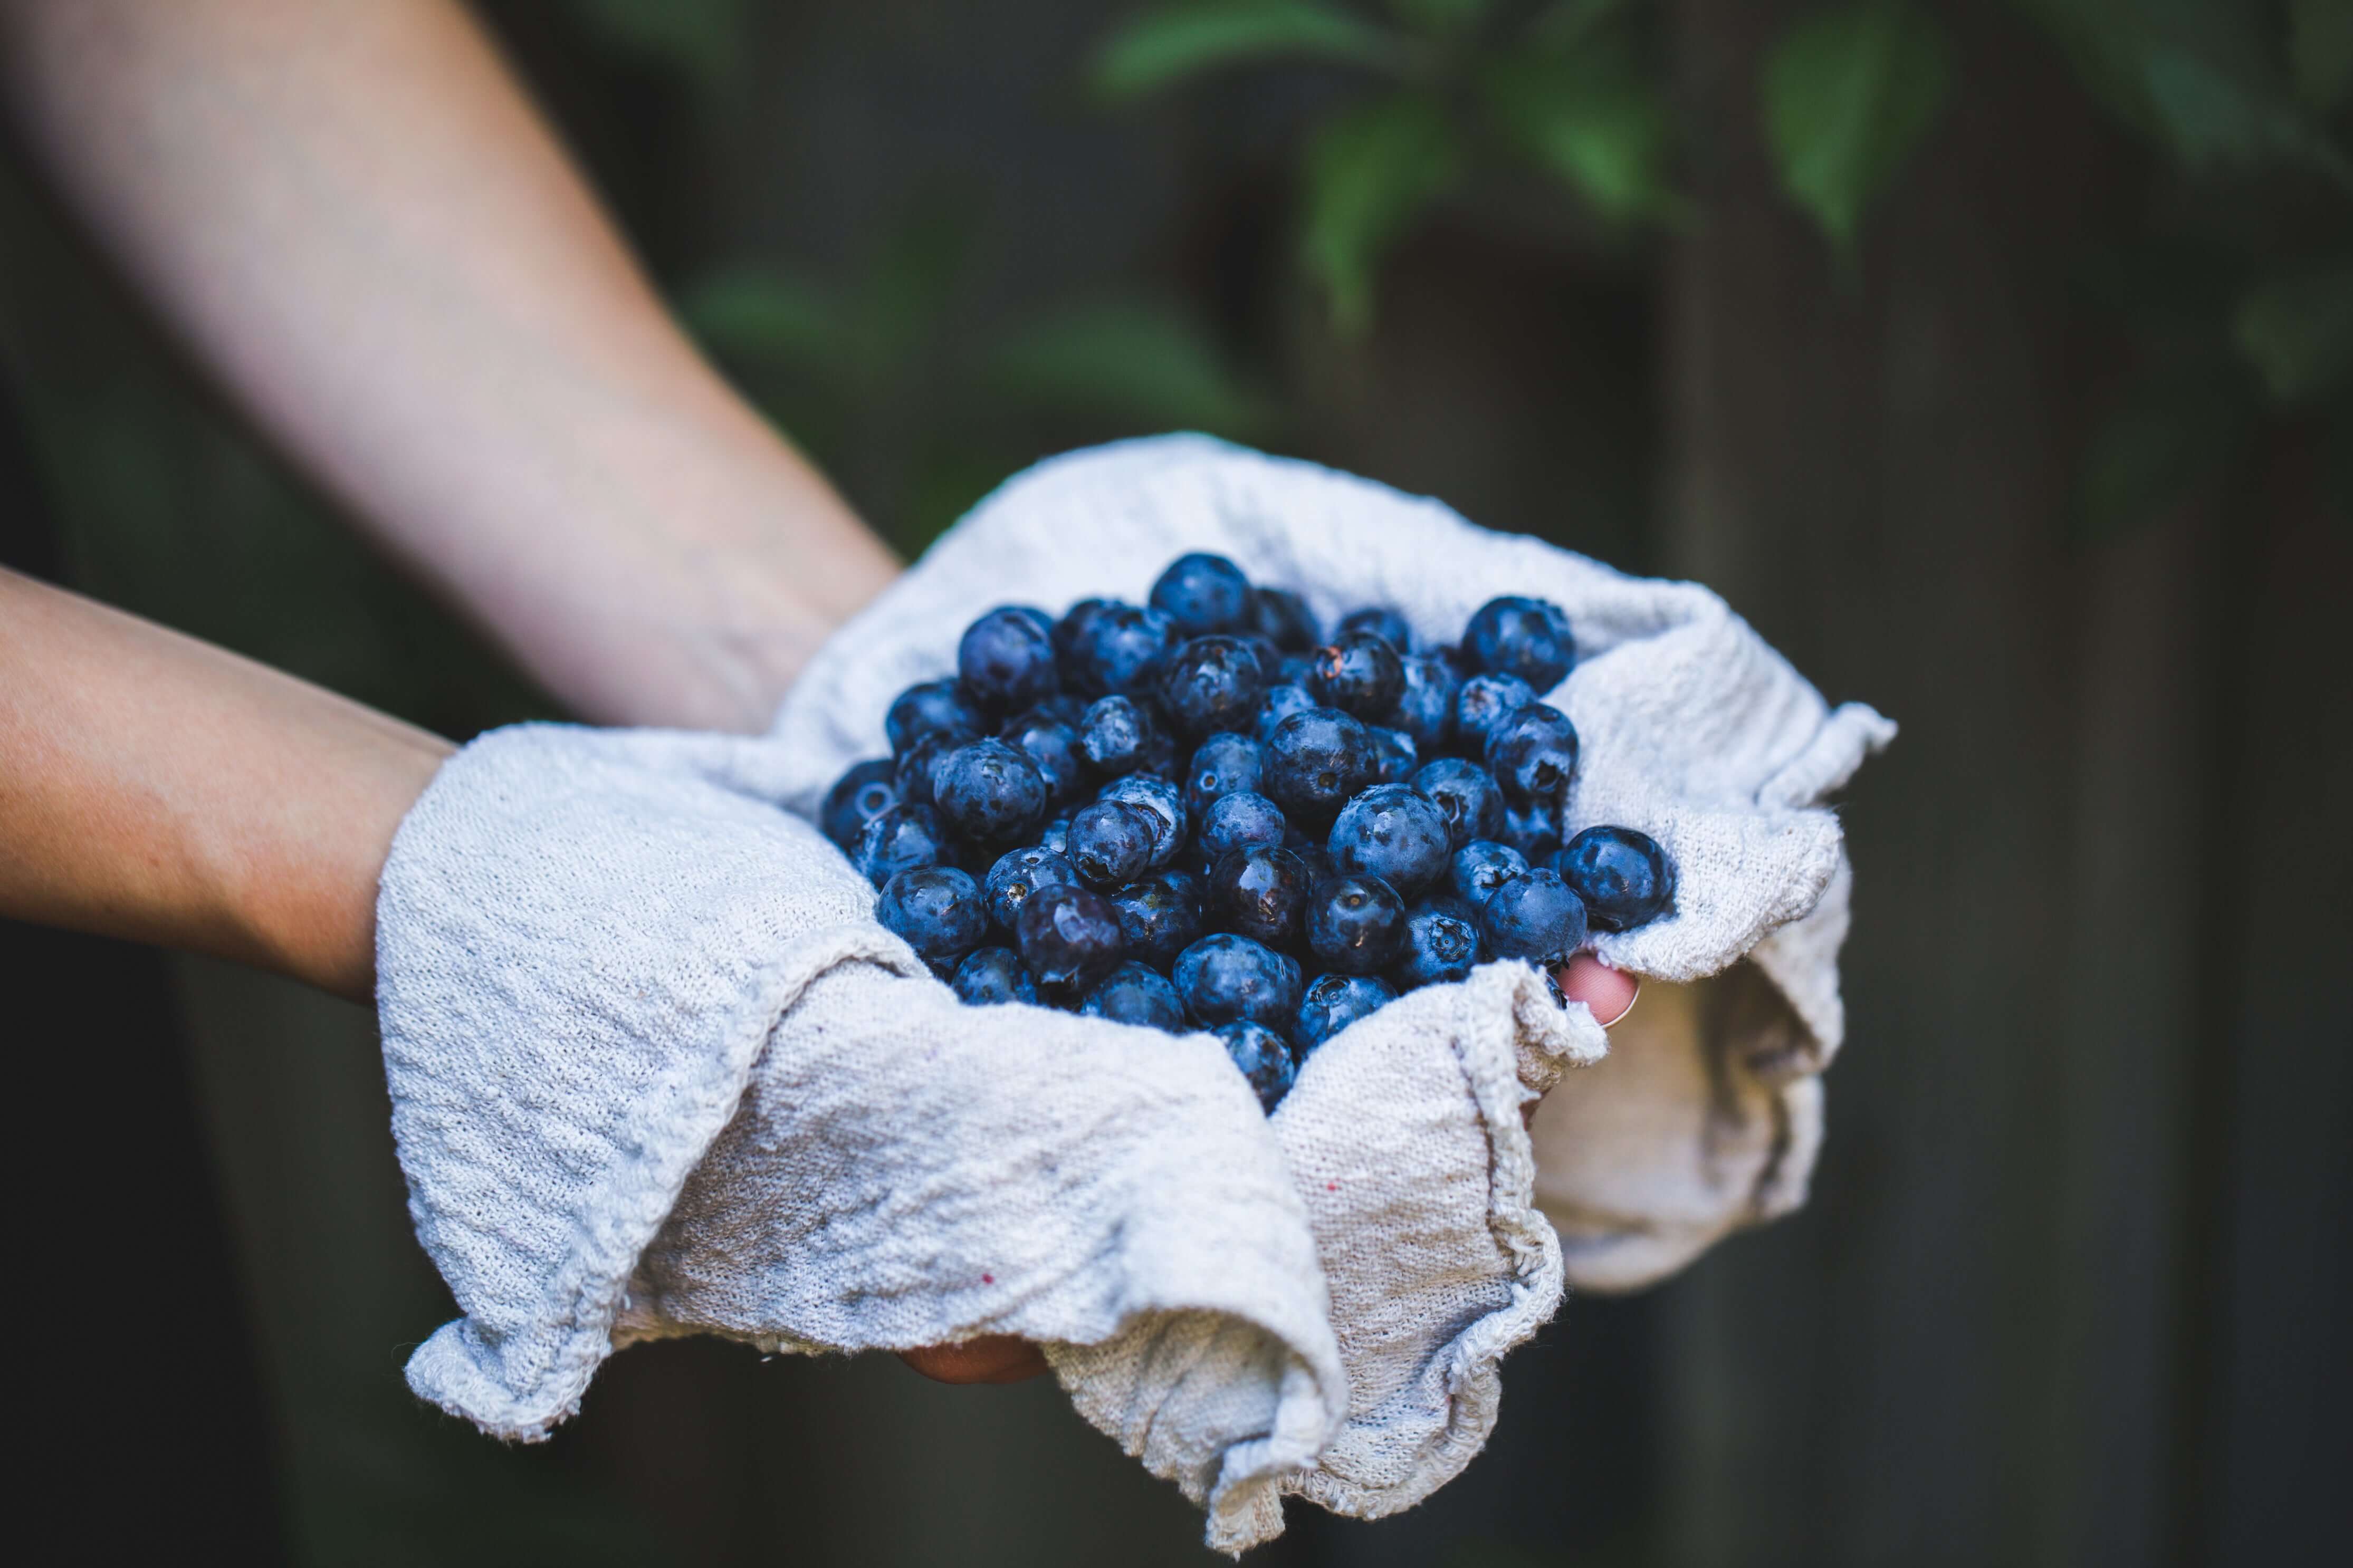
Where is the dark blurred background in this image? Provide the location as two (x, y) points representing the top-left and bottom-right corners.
(3, 2), (2347, 1564)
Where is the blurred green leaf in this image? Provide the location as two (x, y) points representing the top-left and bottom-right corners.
(1299, 92), (1462, 333)
(858, 207), (978, 371)
(2077, 363), (2256, 542)
(1090, 1), (1403, 100)
(1388, 0), (1490, 38)
(987, 300), (1277, 435)
(2288, 0), (2353, 114)
(1525, 0), (1631, 53)
(1761, 2), (1952, 249)
(2232, 262), (2353, 403)
(677, 270), (840, 364)
(1484, 45), (1676, 225)
(560, 0), (749, 90)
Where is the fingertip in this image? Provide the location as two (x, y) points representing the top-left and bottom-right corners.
(1557, 952), (1639, 1027)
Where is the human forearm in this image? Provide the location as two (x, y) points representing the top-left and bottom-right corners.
(0, 0), (897, 730)
(0, 569), (449, 1000)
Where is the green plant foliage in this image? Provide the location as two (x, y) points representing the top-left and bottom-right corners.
(1483, 43), (1675, 225)
(1089, 0), (1404, 100)
(2289, 0), (2353, 114)
(1300, 92), (1462, 332)
(1388, 0), (1492, 39)
(676, 271), (839, 365)
(987, 300), (1277, 436)
(1761, 1), (1953, 249)
(558, 0), (749, 91)
(2077, 362), (2257, 542)
(2232, 263), (2353, 403)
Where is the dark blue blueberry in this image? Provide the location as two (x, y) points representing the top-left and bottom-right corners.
(820, 758), (899, 850)
(852, 803), (945, 888)
(985, 844), (1078, 932)
(1289, 839), (1340, 886)
(952, 946), (1037, 1007)
(1174, 934), (1303, 1031)
(1478, 868), (1590, 969)
(1037, 814), (1073, 857)
(1305, 873), (1410, 975)
(999, 708), (1085, 806)
(1158, 635), (1266, 737)
(1452, 839), (1530, 908)
(884, 678), (986, 757)
(1327, 783), (1453, 896)
(958, 605), (1061, 714)
(892, 728), (962, 808)
(876, 864), (987, 974)
(1338, 605), (1416, 651)
(1367, 725), (1418, 785)
(1078, 695), (1163, 776)
(932, 738), (1049, 845)
(1391, 654), (1461, 749)
(1254, 681), (1318, 741)
(1244, 636), (1287, 686)
(1184, 732), (1265, 819)
(1067, 800), (1160, 887)
(1393, 907), (1480, 990)
(1465, 595), (1575, 692)
(1307, 629), (1406, 722)
(1295, 973), (1396, 1050)
(1455, 672), (1537, 750)
(1015, 882), (1126, 995)
(1081, 961), (1188, 1032)
(1555, 825), (1677, 932)
(1434, 642), (1480, 680)
(1500, 799), (1563, 862)
(1262, 707), (1378, 825)
(1485, 703), (1581, 803)
(1199, 791), (1288, 865)
(1106, 870), (1206, 968)
(1415, 890), (1483, 928)
(1097, 773), (1186, 869)
(1247, 586), (1322, 652)
(1053, 597), (1111, 670)
(1218, 1021), (1298, 1112)
(1277, 653), (1316, 687)
(1413, 758), (1507, 848)
(1067, 602), (1183, 697)
(1209, 845), (1313, 947)
(1150, 552), (1254, 636)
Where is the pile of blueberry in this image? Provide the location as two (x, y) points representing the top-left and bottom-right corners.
(821, 553), (1675, 1111)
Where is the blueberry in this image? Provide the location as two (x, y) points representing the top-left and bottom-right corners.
(1217, 1021), (1298, 1112)
(1455, 673), (1537, 750)
(1327, 783), (1452, 896)
(893, 728), (963, 808)
(1338, 605), (1415, 651)
(1209, 844), (1314, 947)
(1555, 825), (1676, 932)
(1158, 635), (1266, 737)
(1305, 873), (1409, 975)
(1106, 870), (1206, 968)
(1391, 654), (1461, 749)
(953, 946), (1037, 1006)
(999, 708), (1085, 806)
(1262, 707), (1378, 824)
(1451, 839), (1529, 908)
(1277, 653), (1317, 687)
(1367, 725), (1418, 785)
(1413, 758), (1507, 848)
(1067, 800), (1160, 887)
(1247, 586), (1322, 652)
(852, 803), (945, 888)
(1097, 773), (1186, 869)
(1067, 602), (1183, 697)
(1295, 973), (1396, 1050)
(1415, 889), (1483, 928)
(1484, 703), (1581, 803)
(1150, 552), (1253, 636)
(821, 758), (900, 850)
(1478, 868), (1590, 969)
(1184, 732), (1265, 819)
(876, 865), (987, 974)
(1078, 695), (1164, 777)
(1037, 814), (1073, 857)
(1054, 597), (1111, 668)
(1254, 681), (1318, 741)
(932, 738), (1049, 845)
(1465, 595), (1575, 692)
(1199, 791), (1288, 865)
(958, 605), (1061, 714)
(985, 844), (1078, 931)
(1081, 960), (1189, 1032)
(1307, 629), (1406, 722)
(1393, 906), (1480, 989)
(1289, 838), (1340, 886)
(1015, 882), (1126, 995)
(885, 679), (986, 757)
(1174, 934), (1303, 1031)
(1500, 799), (1563, 862)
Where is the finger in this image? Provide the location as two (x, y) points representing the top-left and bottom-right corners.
(1556, 952), (1639, 1027)
(897, 1335), (1049, 1384)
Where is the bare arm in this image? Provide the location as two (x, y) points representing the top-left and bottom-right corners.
(0, 567), (449, 1001)
(0, 0), (898, 731)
